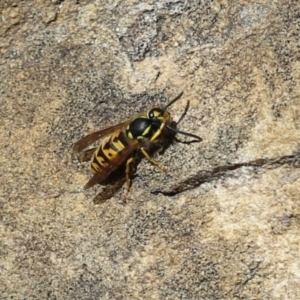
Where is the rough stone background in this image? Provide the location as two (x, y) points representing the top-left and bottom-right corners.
(1, 0), (300, 299)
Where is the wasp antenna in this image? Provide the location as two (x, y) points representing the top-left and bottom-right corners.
(163, 92), (184, 112)
(166, 125), (202, 141)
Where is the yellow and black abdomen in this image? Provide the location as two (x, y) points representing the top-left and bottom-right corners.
(90, 130), (132, 175)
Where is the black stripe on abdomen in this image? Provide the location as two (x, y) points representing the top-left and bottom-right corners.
(91, 130), (130, 173)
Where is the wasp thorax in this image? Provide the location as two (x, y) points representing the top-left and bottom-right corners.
(126, 108), (168, 140)
(127, 118), (152, 139)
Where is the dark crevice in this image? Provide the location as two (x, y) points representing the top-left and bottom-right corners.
(153, 152), (300, 196)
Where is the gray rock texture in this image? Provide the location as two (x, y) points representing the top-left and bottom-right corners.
(1, 0), (300, 299)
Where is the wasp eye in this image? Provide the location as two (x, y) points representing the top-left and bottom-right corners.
(149, 111), (155, 119)
(149, 108), (163, 119)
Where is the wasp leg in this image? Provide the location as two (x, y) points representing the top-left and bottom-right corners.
(123, 157), (134, 203)
(140, 147), (167, 173)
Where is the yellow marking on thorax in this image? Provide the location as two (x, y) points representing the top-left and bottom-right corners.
(141, 125), (151, 137)
(127, 131), (134, 140)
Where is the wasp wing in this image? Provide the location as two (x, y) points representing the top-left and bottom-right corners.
(83, 139), (139, 189)
(73, 120), (131, 154)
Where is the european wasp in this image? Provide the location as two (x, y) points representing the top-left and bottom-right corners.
(73, 92), (202, 202)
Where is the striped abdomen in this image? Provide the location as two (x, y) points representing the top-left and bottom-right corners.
(90, 129), (132, 175)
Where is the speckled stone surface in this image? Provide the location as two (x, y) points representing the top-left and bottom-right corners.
(1, 1), (300, 299)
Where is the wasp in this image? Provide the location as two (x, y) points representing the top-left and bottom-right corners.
(73, 92), (202, 202)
